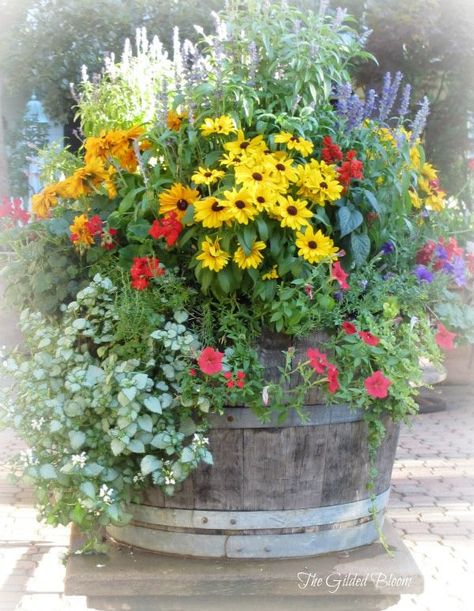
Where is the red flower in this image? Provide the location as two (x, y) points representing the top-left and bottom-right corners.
(364, 371), (392, 399)
(227, 380), (235, 388)
(327, 364), (340, 393)
(131, 277), (149, 290)
(130, 256), (164, 290)
(435, 323), (457, 350)
(198, 347), (224, 375)
(307, 348), (329, 374)
(416, 240), (436, 265)
(86, 215), (103, 236)
(236, 379), (245, 389)
(189, 368), (197, 376)
(337, 150), (364, 187)
(358, 331), (380, 346)
(468, 159), (474, 171)
(321, 136), (343, 163)
(331, 261), (349, 290)
(342, 321), (357, 335)
(149, 212), (183, 247)
(236, 371), (246, 380)
(223, 371), (233, 379)
(101, 228), (118, 250)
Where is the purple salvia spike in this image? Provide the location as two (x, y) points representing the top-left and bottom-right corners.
(378, 72), (392, 121)
(398, 83), (412, 122)
(333, 7), (348, 28)
(410, 96), (430, 143)
(384, 70), (403, 120)
(363, 89), (376, 119)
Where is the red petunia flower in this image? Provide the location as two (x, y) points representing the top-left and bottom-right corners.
(236, 379), (245, 389)
(131, 277), (149, 290)
(327, 364), (340, 393)
(198, 347), (224, 375)
(227, 380), (235, 388)
(236, 371), (246, 380)
(364, 371), (392, 399)
(435, 323), (457, 350)
(307, 348), (329, 374)
(130, 256), (165, 290)
(331, 261), (349, 290)
(223, 371), (233, 379)
(342, 321), (357, 335)
(358, 331), (380, 346)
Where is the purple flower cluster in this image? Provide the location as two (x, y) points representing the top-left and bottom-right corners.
(443, 256), (467, 287)
(380, 240), (395, 255)
(410, 96), (430, 143)
(414, 265), (434, 283)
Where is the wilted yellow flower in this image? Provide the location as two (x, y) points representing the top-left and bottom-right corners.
(233, 240), (266, 269)
(31, 185), (59, 218)
(167, 110), (188, 131)
(196, 236), (230, 272)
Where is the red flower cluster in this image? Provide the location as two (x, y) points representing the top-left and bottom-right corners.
(364, 371), (392, 399)
(130, 256), (164, 290)
(337, 151), (364, 187)
(197, 347), (224, 375)
(416, 237), (464, 270)
(0, 196), (30, 226)
(223, 370), (246, 389)
(331, 261), (349, 290)
(306, 348), (340, 393)
(149, 212), (183, 247)
(321, 136), (343, 163)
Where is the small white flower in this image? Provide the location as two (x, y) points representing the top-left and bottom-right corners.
(262, 385), (270, 406)
(410, 316), (419, 331)
(31, 417), (45, 431)
(99, 484), (114, 505)
(71, 452), (87, 469)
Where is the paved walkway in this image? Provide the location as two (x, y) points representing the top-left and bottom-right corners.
(0, 384), (473, 610)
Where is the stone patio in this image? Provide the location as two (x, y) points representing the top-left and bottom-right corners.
(0, 383), (473, 610)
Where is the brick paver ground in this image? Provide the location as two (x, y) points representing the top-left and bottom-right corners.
(0, 384), (473, 610)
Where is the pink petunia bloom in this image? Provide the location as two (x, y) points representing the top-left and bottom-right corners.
(342, 321), (357, 335)
(331, 261), (349, 290)
(364, 371), (392, 399)
(358, 331), (380, 346)
(435, 323), (457, 350)
(198, 347), (224, 375)
(307, 348), (329, 374)
(327, 364), (340, 393)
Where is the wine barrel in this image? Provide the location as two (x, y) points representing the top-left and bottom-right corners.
(107, 332), (400, 558)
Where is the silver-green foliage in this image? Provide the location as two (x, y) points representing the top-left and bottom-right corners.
(0, 274), (211, 540)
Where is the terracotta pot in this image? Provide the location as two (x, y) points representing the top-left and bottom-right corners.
(441, 344), (474, 385)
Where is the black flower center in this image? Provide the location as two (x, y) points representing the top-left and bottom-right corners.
(308, 240), (317, 249)
(290, 136), (300, 142)
(252, 172), (263, 181)
(235, 200), (246, 209)
(177, 199), (189, 211)
(257, 196), (265, 203)
(320, 181), (328, 189)
(211, 201), (225, 212)
(240, 141), (250, 149)
(276, 163), (286, 171)
(204, 172), (213, 178)
(287, 205), (298, 215)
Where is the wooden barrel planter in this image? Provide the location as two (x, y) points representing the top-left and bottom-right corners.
(107, 332), (400, 558)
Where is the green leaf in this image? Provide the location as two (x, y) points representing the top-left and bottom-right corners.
(39, 464), (57, 480)
(174, 311), (188, 324)
(127, 219), (152, 242)
(128, 439), (145, 453)
(181, 447), (195, 463)
(337, 206), (364, 238)
(351, 233), (371, 266)
(181, 204), (195, 225)
(140, 455), (162, 476)
(363, 189), (381, 213)
(80, 481), (96, 499)
(118, 187), (145, 214)
(144, 396), (162, 413)
(138, 414), (153, 433)
(69, 431), (86, 450)
(111, 438), (125, 456)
